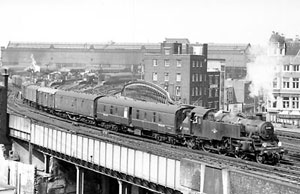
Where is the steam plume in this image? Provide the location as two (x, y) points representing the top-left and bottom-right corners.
(247, 46), (282, 101)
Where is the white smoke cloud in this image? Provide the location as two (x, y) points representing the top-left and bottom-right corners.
(247, 45), (282, 101)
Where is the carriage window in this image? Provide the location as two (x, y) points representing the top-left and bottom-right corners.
(115, 107), (118, 113)
(144, 112), (147, 120)
(103, 105), (106, 112)
(136, 110), (140, 119)
(124, 107), (128, 118)
(153, 112), (156, 122)
(158, 114), (162, 122)
(110, 106), (113, 114)
(197, 117), (201, 124)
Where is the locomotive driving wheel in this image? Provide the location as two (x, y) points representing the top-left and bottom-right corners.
(202, 142), (211, 152)
(256, 154), (265, 164)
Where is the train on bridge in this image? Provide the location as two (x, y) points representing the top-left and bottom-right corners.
(17, 81), (285, 165)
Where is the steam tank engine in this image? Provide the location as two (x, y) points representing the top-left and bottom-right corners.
(208, 111), (284, 164)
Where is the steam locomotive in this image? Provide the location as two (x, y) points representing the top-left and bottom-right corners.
(21, 83), (285, 164)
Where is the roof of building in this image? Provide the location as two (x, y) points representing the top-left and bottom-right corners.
(286, 41), (300, 55)
(207, 43), (251, 51)
(164, 38), (190, 44)
(6, 41), (161, 50)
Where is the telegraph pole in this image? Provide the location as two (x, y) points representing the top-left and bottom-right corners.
(0, 68), (12, 158)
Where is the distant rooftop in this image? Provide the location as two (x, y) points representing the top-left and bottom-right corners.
(206, 43), (251, 51)
(6, 41), (161, 50)
(6, 40), (253, 53)
(164, 38), (190, 44)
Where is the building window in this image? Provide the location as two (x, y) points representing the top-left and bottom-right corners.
(294, 65), (299, 71)
(283, 77), (290, 88)
(195, 73), (198, 82)
(195, 87), (198, 96)
(164, 60), (170, 67)
(215, 89), (219, 97)
(136, 110), (140, 119)
(283, 65), (290, 71)
(192, 87), (195, 96)
(153, 59), (158, 66)
(208, 102), (213, 108)
(152, 72), (158, 81)
(209, 75), (213, 85)
(199, 74), (202, 82)
(199, 87), (202, 95)
(176, 73), (181, 82)
(273, 97), (277, 108)
(165, 49), (170, 55)
(192, 61), (195, 67)
(200, 61), (203, 67)
(192, 74), (195, 82)
(176, 60), (182, 67)
(215, 75), (219, 84)
(164, 85), (168, 91)
(292, 97), (299, 109)
(164, 72), (169, 82)
(283, 97), (289, 108)
(175, 86), (181, 96)
(196, 61), (199, 67)
(209, 89), (212, 97)
(293, 78), (299, 88)
(273, 78), (278, 88)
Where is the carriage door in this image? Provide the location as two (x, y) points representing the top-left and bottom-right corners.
(124, 107), (133, 126)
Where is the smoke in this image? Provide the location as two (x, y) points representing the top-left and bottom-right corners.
(246, 45), (282, 101)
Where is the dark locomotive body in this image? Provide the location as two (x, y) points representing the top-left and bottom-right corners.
(21, 84), (285, 164)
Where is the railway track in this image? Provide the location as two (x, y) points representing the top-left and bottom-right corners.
(7, 94), (300, 185)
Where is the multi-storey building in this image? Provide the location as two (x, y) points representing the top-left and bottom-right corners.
(201, 43), (251, 79)
(224, 79), (254, 114)
(143, 40), (217, 107)
(267, 33), (300, 125)
(207, 58), (225, 110)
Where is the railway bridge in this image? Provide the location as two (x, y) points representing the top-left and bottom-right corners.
(3, 113), (300, 194)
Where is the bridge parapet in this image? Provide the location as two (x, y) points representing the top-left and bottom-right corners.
(8, 113), (300, 194)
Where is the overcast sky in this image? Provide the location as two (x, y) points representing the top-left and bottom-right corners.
(0, 0), (299, 46)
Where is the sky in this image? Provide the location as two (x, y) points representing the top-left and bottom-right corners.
(0, 0), (300, 47)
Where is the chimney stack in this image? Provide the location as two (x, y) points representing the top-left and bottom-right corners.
(202, 43), (208, 58)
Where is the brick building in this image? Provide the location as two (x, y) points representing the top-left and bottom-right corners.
(143, 39), (217, 107)
(201, 43), (251, 79)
